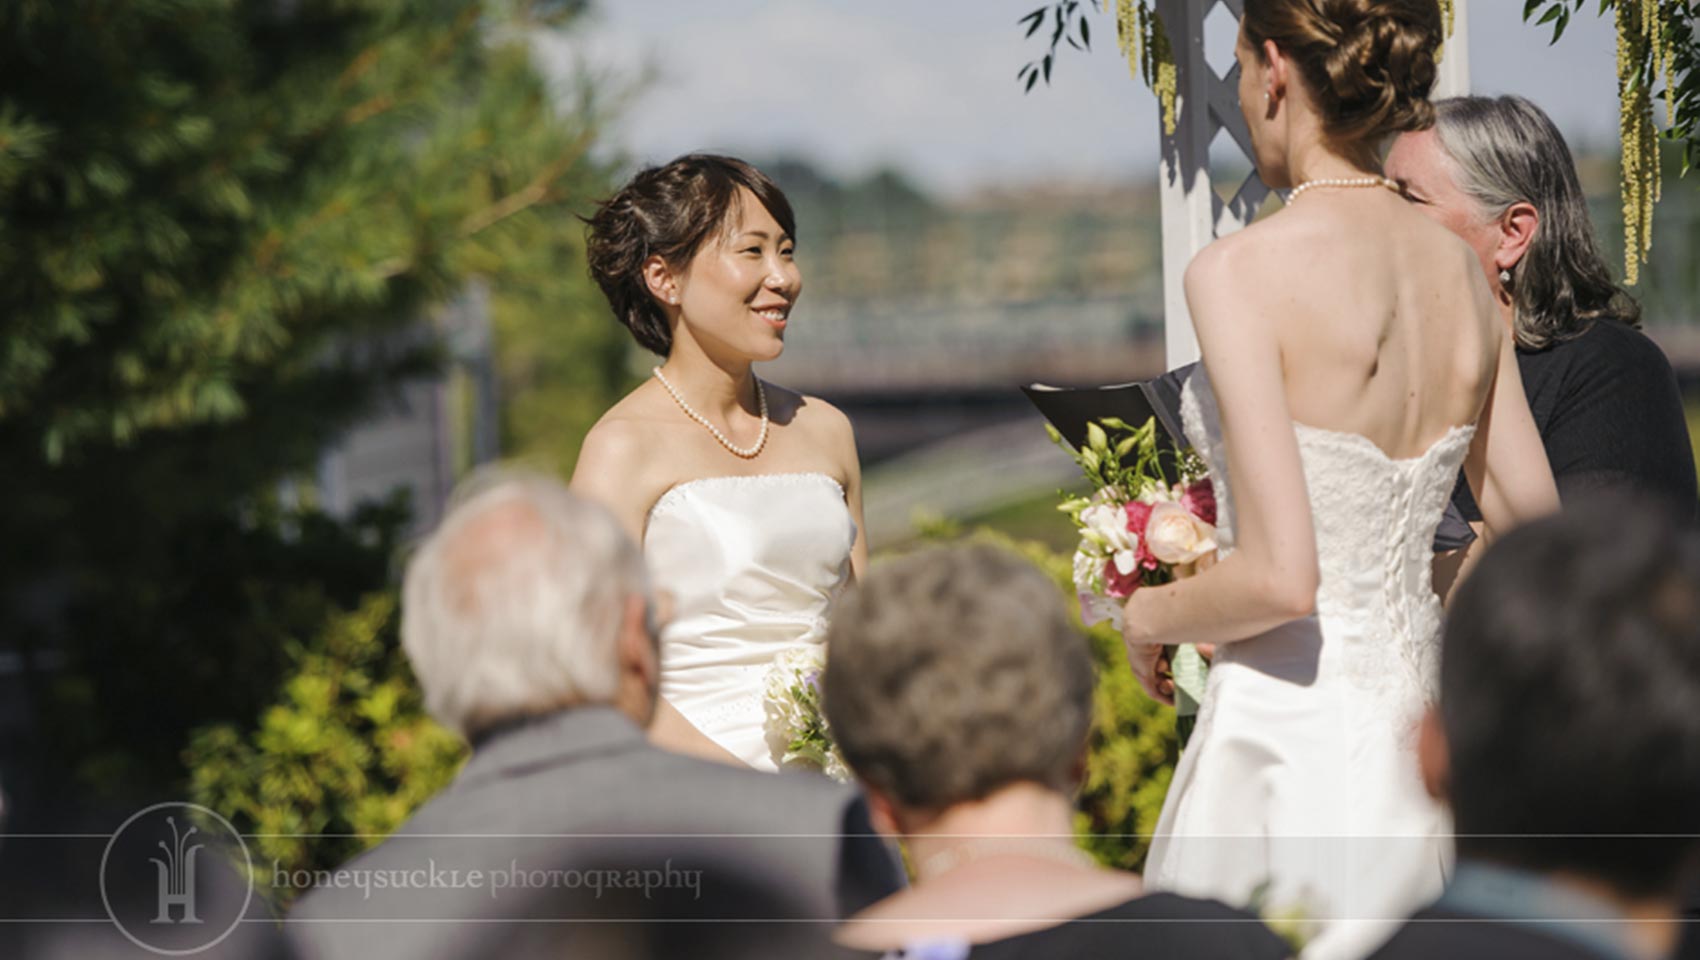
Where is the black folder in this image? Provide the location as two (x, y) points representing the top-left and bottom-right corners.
(1022, 363), (1197, 484)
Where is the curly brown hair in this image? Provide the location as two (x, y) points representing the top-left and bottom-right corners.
(584, 154), (796, 356)
(1244, 0), (1442, 145)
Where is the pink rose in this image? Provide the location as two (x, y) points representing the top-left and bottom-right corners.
(1124, 499), (1154, 533)
(1180, 479), (1216, 525)
(1123, 501), (1161, 571)
(1103, 558), (1142, 598)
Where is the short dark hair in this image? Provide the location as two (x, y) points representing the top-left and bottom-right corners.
(822, 543), (1096, 811)
(1442, 499), (1700, 897)
(584, 154), (796, 356)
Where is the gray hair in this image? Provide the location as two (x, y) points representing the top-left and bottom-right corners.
(822, 543), (1095, 811)
(401, 467), (649, 737)
(1431, 95), (1640, 349)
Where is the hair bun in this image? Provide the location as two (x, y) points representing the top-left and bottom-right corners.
(1246, 0), (1443, 144)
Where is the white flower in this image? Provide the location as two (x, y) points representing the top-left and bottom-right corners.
(1144, 501), (1218, 565)
(1079, 592), (1125, 631)
(1072, 543), (1104, 594)
(1081, 502), (1137, 554)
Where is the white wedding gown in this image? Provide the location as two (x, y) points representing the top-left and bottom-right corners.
(643, 472), (856, 771)
(1145, 368), (1469, 960)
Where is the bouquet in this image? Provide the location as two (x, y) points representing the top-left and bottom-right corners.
(761, 646), (851, 782)
(1049, 416), (1217, 733)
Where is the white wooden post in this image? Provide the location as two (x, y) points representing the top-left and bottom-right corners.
(1155, 0), (1469, 369)
(1156, 0), (1269, 368)
(1434, 0), (1471, 99)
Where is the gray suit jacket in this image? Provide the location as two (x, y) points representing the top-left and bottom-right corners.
(289, 707), (902, 960)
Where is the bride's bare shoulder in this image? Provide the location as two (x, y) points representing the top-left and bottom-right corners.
(571, 385), (681, 530)
(1182, 219), (1292, 299)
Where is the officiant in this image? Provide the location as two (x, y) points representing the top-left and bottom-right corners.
(1386, 96), (1697, 577)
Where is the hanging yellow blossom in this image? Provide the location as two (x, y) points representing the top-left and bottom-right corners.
(1116, 0), (1178, 135)
(1613, 0), (1671, 286)
(1436, 0), (1455, 65)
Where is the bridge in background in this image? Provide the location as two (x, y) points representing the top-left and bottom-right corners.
(761, 296), (1700, 544)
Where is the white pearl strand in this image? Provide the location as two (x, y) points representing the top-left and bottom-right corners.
(1286, 175), (1401, 204)
(652, 367), (769, 459)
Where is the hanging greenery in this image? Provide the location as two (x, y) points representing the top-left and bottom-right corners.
(1524, 1), (1699, 286)
(1018, 1), (1462, 139)
(1019, 2), (1178, 133)
(1020, 2), (1700, 285)
(1117, 1), (1180, 135)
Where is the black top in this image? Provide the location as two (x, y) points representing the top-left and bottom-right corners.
(1679, 906), (1700, 960)
(1368, 906), (1623, 960)
(1451, 319), (1697, 526)
(964, 893), (1291, 960)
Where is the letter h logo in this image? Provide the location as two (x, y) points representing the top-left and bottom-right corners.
(149, 816), (203, 924)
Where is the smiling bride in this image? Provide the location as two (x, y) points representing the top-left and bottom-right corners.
(571, 154), (868, 771)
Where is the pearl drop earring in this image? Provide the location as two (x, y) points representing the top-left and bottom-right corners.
(1499, 269), (1512, 287)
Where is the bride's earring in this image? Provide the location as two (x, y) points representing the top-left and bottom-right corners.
(1498, 269), (1512, 288)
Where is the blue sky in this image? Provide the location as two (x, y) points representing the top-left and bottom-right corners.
(541, 1), (1621, 196)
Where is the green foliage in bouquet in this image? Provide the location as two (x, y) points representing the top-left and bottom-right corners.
(1047, 417), (1203, 514)
(914, 526), (1178, 872)
(782, 681), (838, 772)
(185, 591), (466, 908)
(766, 648), (850, 780)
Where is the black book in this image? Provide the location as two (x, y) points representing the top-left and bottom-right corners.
(1023, 363), (1197, 484)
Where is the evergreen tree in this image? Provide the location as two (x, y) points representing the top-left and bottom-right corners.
(0, 0), (623, 812)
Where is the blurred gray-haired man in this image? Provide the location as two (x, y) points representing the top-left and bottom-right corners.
(290, 470), (900, 960)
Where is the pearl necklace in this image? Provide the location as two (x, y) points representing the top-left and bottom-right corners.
(916, 838), (1097, 881)
(1286, 175), (1401, 204)
(652, 367), (769, 459)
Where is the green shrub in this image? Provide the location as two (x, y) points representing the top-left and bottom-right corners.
(185, 591), (465, 908)
(183, 523), (1176, 907)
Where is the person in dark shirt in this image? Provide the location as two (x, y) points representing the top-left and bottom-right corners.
(1370, 502), (1700, 960)
(1387, 95), (1698, 565)
(823, 545), (1291, 960)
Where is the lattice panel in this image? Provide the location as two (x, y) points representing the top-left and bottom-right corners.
(1154, 0), (1267, 365)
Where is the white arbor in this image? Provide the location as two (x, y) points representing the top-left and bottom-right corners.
(1157, 0), (1471, 368)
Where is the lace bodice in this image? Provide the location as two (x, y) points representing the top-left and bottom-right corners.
(642, 472), (855, 770)
(1180, 367), (1475, 699)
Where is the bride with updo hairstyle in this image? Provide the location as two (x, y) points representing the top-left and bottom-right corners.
(571, 154), (867, 772)
(1120, 1), (1557, 957)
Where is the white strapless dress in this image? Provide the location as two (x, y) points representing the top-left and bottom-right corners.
(1145, 368), (1472, 960)
(643, 472), (855, 771)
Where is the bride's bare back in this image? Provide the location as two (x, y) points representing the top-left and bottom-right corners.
(1240, 187), (1495, 458)
(1120, 186), (1556, 664)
